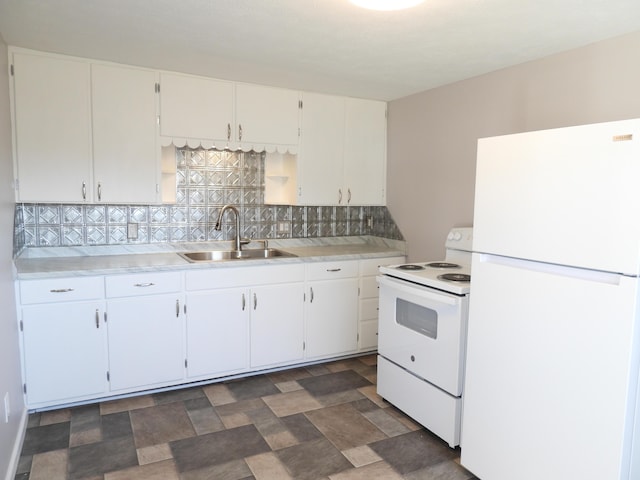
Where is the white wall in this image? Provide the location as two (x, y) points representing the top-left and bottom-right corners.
(0, 35), (26, 480)
(388, 30), (640, 261)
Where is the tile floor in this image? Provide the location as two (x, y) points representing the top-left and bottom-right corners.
(15, 355), (478, 479)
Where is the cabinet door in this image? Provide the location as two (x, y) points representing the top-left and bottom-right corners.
(12, 52), (92, 202)
(107, 295), (184, 391)
(297, 92), (344, 205)
(92, 64), (159, 203)
(22, 302), (107, 406)
(306, 278), (359, 359)
(186, 289), (249, 378)
(235, 84), (299, 147)
(250, 283), (304, 368)
(343, 98), (387, 205)
(159, 72), (234, 142)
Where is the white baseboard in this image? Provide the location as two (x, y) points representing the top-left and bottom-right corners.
(4, 406), (28, 480)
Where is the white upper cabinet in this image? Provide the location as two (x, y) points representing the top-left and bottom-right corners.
(159, 72), (234, 143)
(270, 92), (387, 206)
(343, 98), (387, 205)
(11, 52), (92, 203)
(11, 50), (160, 204)
(91, 64), (159, 204)
(235, 83), (300, 148)
(296, 92), (345, 205)
(159, 74), (300, 152)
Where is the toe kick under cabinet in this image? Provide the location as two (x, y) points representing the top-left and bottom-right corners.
(17, 253), (404, 409)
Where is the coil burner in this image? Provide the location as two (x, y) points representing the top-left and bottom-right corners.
(426, 262), (461, 269)
(397, 264), (425, 271)
(438, 273), (471, 282)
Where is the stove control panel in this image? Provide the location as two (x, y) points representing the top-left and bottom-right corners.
(445, 227), (473, 252)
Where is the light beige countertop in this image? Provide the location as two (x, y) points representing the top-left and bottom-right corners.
(15, 236), (406, 279)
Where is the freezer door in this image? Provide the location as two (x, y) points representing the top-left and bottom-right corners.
(473, 118), (640, 275)
(461, 253), (640, 480)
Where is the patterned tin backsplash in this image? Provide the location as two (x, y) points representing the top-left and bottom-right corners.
(14, 148), (403, 252)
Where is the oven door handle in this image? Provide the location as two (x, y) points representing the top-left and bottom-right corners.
(377, 275), (459, 306)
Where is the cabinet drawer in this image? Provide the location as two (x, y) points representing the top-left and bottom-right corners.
(186, 264), (305, 291)
(360, 276), (379, 298)
(105, 271), (182, 298)
(359, 256), (405, 276)
(306, 260), (359, 281)
(20, 277), (104, 304)
(360, 297), (380, 320)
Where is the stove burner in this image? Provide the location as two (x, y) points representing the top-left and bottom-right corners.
(426, 262), (461, 269)
(438, 273), (471, 282)
(397, 264), (425, 271)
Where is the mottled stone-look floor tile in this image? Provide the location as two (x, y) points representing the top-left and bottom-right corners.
(68, 436), (138, 479)
(180, 458), (253, 480)
(70, 403), (102, 446)
(137, 442), (173, 465)
(267, 366), (313, 384)
(100, 394), (155, 415)
(369, 430), (458, 475)
(130, 402), (196, 448)
(203, 383), (236, 406)
(305, 403), (387, 450)
(317, 389), (366, 407)
(275, 380), (304, 393)
(39, 409), (71, 426)
(330, 460), (403, 480)
(280, 413), (324, 443)
(246, 451), (293, 480)
(403, 459), (477, 480)
(225, 375), (280, 400)
(104, 458), (180, 480)
(262, 389), (323, 417)
(358, 385), (387, 407)
(362, 409), (411, 437)
(29, 449), (68, 480)
(298, 370), (372, 397)
(276, 437), (352, 480)
(152, 386), (206, 405)
(187, 404), (226, 435)
(170, 424), (270, 473)
(341, 445), (382, 468)
(21, 422), (70, 456)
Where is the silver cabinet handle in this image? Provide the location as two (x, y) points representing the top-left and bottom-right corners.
(310, 287), (314, 303)
(253, 292), (257, 310)
(227, 123), (231, 141)
(238, 124), (243, 141)
(242, 293), (246, 311)
(82, 181), (86, 200)
(347, 188), (351, 204)
(50, 288), (74, 293)
(176, 299), (180, 317)
(338, 188), (343, 204)
(95, 309), (100, 329)
(97, 182), (102, 201)
(326, 268), (342, 272)
(134, 282), (155, 287)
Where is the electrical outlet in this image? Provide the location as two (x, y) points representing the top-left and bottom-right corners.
(3, 392), (9, 423)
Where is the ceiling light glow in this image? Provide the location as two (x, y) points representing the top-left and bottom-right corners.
(349, 0), (424, 11)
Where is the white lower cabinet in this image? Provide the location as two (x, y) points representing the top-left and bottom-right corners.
(250, 282), (305, 368)
(185, 288), (250, 379)
(358, 256), (405, 352)
(19, 276), (107, 408)
(304, 261), (359, 360)
(105, 272), (184, 392)
(17, 254), (404, 408)
(185, 264), (305, 375)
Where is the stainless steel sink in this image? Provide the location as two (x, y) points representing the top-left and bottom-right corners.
(180, 248), (296, 262)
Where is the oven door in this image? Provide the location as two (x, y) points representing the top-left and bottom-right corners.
(377, 274), (468, 396)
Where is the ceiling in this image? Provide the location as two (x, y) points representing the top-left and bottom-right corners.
(1, 0), (639, 101)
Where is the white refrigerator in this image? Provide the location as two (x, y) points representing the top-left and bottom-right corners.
(461, 118), (640, 480)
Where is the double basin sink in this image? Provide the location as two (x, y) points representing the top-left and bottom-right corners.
(180, 248), (296, 262)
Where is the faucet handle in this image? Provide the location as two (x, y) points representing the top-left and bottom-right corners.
(240, 238), (251, 246)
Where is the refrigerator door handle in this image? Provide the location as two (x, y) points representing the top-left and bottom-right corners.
(477, 253), (624, 286)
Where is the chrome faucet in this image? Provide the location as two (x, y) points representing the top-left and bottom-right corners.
(215, 205), (242, 251)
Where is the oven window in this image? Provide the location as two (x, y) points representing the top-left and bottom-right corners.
(396, 298), (438, 339)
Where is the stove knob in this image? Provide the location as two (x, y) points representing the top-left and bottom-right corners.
(447, 232), (454, 240)
(453, 231), (462, 241)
